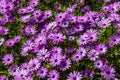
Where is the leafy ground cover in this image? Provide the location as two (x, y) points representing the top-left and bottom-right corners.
(0, 0), (120, 80)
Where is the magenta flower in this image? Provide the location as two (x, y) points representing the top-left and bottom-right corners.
(28, 58), (41, 71)
(59, 59), (71, 71)
(49, 53), (63, 67)
(67, 71), (82, 80)
(47, 70), (60, 80)
(0, 75), (8, 80)
(2, 53), (14, 65)
(101, 66), (116, 80)
(36, 66), (48, 78)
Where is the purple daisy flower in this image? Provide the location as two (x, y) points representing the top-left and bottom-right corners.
(48, 32), (66, 44)
(45, 21), (57, 31)
(14, 69), (29, 79)
(74, 24), (84, 32)
(95, 44), (108, 54)
(49, 53), (63, 67)
(0, 75), (8, 80)
(55, 12), (66, 21)
(20, 47), (29, 56)
(72, 47), (86, 61)
(5, 39), (15, 47)
(101, 66), (116, 80)
(72, 53), (83, 62)
(28, 58), (41, 71)
(87, 50), (99, 61)
(77, 47), (87, 56)
(43, 10), (52, 19)
(54, 4), (61, 10)
(66, 47), (76, 54)
(85, 69), (94, 79)
(22, 40), (34, 51)
(61, 20), (69, 27)
(29, 0), (39, 7)
(24, 76), (33, 80)
(36, 66), (48, 78)
(2, 53), (14, 65)
(101, 6), (110, 13)
(85, 29), (98, 42)
(47, 70), (60, 80)
(68, 36), (75, 41)
(20, 62), (29, 71)
(77, 16), (87, 23)
(14, 36), (21, 43)
(0, 26), (9, 35)
(77, 34), (88, 45)
(6, 2), (15, 11)
(20, 15), (31, 23)
(67, 71), (82, 80)
(25, 6), (34, 13)
(81, 6), (91, 12)
(52, 32), (66, 44)
(97, 18), (111, 28)
(109, 34), (120, 47)
(94, 59), (105, 69)
(13, 76), (23, 80)
(108, 13), (120, 22)
(59, 59), (71, 71)
(9, 65), (19, 75)
(37, 48), (50, 61)
(34, 34), (47, 45)
(68, 15), (77, 23)
(22, 24), (36, 36)
(18, 8), (27, 14)
(32, 9), (42, 18)
(50, 46), (62, 55)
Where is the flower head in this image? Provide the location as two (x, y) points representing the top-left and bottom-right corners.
(47, 70), (60, 80)
(67, 71), (82, 80)
(2, 53), (14, 65)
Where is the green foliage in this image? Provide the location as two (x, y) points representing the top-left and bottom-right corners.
(0, 0), (120, 80)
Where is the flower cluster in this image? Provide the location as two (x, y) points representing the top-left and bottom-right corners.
(0, 0), (120, 80)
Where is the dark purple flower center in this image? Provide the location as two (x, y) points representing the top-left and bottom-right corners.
(20, 74), (23, 77)
(7, 58), (10, 61)
(105, 70), (110, 74)
(41, 54), (45, 57)
(21, 10), (23, 12)
(61, 62), (66, 67)
(113, 39), (116, 42)
(76, 56), (79, 58)
(3, 78), (7, 80)
(32, 64), (36, 67)
(56, 36), (59, 39)
(36, 13), (39, 15)
(52, 75), (55, 78)
(55, 59), (58, 62)
(82, 39), (85, 42)
(80, 51), (83, 54)
(24, 67), (27, 70)
(76, 26), (80, 29)
(90, 37), (93, 39)
(100, 48), (103, 51)
(97, 63), (100, 65)
(55, 51), (58, 53)
(40, 70), (44, 74)
(9, 43), (12, 45)
(59, 16), (62, 18)
(73, 77), (76, 80)
(13, 70), (16, 72)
